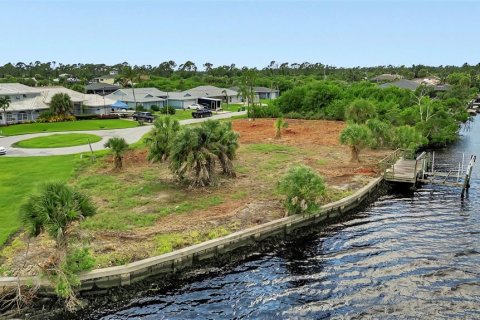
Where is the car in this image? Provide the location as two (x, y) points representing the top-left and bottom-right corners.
(192, 109), (212, 118)
(185, 103), (204, 110)
(132, 112), (155, 123)
(0, 146), (6, 155)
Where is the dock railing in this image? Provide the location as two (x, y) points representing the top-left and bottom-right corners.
(379, 149), (416, 179)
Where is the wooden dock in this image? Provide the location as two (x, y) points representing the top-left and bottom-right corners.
(379, 149), (476, 197)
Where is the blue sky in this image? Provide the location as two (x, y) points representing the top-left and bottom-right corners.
(0, 0), (478, 69)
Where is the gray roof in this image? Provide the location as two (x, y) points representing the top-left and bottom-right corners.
(0, 83), (42, 95)
(182, 85), (237, 98)
(107, 88), (166, 103)
(230, 86), (278, 93)
(379, 79), (420, 91)
(85, 83), (120, 91)
(166, 92), (198, 100)
(371, 74), (402, 82)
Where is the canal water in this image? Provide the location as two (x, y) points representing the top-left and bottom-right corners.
(91, 121), (480, 319)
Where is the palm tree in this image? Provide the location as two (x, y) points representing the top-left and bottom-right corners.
(20, 182), (96, 249)
(274, 118), (288, 139)
(104, 137), (129, 169)
(0, 95), (11, 125)
(120, 66), (138, 108)
(221, 89), (229, 107)
(340, 124), (373, 162)
(345, 99), (376, 124)
(50, 93), (73, 116)
(169, 127), (216, 186)
(201, 121), (239, 177)
(146, 116), (180, 163)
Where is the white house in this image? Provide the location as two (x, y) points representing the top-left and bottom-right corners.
(40, 87), (117, 115)
(0, 83), (48, 125)
(106, 88), (166, 109)
(182, 85), (240, 104)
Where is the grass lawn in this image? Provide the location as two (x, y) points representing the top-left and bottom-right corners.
(0, 119), (137, 136)
(13, 133), (102, 148)
(0, 155), (82, 246)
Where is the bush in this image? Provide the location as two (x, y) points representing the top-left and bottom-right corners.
(277, 165), (326, 215)
(249, 104), (282, 118)
(98, 114), (120, 119)
(160, 105), (176, 115)
(150, 105), (160, 112)
(135, 105), (146, 112)
(75, 114), (98, 120)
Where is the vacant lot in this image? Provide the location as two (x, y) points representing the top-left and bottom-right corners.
(0, 119), (389, 275)
(0, 155), (82, 247)
(0, 119), (137, 136)
(13, 133), (102, 148)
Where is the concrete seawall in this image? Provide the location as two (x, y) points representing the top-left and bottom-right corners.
(0, 176), (384, 293)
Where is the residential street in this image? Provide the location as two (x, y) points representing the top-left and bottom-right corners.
(0, 111), (246, 157)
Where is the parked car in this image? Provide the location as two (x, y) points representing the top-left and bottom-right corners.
(184, 103), (204, 110)
(132, 112), (155, 123)
(192, 109), (212, 118)
(0, 146), (6, 155)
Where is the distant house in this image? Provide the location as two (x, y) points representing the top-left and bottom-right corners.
(379, 79), (421, 91)
(230, 86), (279, 100)
(370, 74), (403, 83)
(106, 88), (165, 109)
(40, 87), (116, 116)
(183, 85), (240, 104)
(91, 74), (117, 85)
(163, 92), (198, 109)
(85, 83), (121, 96)
(0, 83), (48, 125)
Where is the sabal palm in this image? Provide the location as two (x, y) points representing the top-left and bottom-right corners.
(104, 137), (129, 169)
(170, 127), (217, 186)
(19, 182), (96, 247)
(146, 116), (180, 162)
(201, 121), (239, 177)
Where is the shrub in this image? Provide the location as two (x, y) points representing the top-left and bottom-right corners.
(160, 105), (176, 115)
(75, 114), (98, 120)
(135, 105), (146, 112)
(250, 104), (282, 118)
(97, 114), (120, 119)
(277, 165), (326, 215)
(150, 105), (160, 112)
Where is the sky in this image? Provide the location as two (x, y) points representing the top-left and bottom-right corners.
(0, 0), (478, 69)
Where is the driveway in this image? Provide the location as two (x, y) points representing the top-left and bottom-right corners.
(0, 111), (246, 157)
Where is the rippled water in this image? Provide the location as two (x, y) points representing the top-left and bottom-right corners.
(96, 121), (480, 319)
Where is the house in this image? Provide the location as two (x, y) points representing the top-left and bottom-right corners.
(182, 85), (240, 104)
(39, 87), (116, 115)
(370, 74), (403, 83)
(91, 74), (117, 85)
(0, 83), (48, 125)
(379, 79), (421, 91)
(106, 88), (165, 109)
(85, 83), (121, 96)
(229, 86), (279, 100)
(163, 92), (198, 109)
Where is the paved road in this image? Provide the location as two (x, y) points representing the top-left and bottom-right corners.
(0, 111), (246, 157)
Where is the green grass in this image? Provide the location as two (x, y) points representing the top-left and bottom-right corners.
(13, 133), (102, 148)
(0, 119), (137, 136)
(0, 155), (81, 246)
(245, 143), (297, 153)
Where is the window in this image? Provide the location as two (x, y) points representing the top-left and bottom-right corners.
(18, 112), (28, 121)
(6, 113), (13, 122)
(23, 94), (27, 98)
